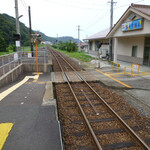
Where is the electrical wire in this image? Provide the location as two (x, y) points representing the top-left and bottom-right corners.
(83, 11), (109, 31)
(20, 0), (28, 12)
(42, 0), (104, 10)
(114, 0), (144, 9)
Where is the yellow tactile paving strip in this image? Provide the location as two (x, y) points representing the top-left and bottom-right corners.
(0, 75), (39, 102)
(96, 69), (132, 88)
(25, 81), (46, 85)
(0, 123), (13, 150)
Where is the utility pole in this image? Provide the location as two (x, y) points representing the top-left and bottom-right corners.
(78, 25), (80, 53)
(108, 0), (116, 61)
(57, 34), (58, 49)
(15, 0), (23, 63)
(15, 0), (20, 34)
(28, 6), (34, 57)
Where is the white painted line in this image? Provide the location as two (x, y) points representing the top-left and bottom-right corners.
(0, 75), (39, 102)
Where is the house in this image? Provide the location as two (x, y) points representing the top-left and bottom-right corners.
(84, 28), (110, 56)
(79, 42), (88, 52)
(41, 41), (53, 45)
(107, 3), (150, 66)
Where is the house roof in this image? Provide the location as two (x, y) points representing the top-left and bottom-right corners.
(84, 28), (110, 40)
(107, 3), (150, 38)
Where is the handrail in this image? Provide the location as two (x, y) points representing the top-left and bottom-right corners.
(0, 50), (47, 77)
(112, 62), (120, 72)
(124, 66), (133, 78)
(132, 63), (140, 74)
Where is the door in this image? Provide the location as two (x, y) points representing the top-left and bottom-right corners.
(143, 47), (150, 66)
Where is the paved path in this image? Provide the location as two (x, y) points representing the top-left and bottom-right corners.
(0, 73), (62, 150)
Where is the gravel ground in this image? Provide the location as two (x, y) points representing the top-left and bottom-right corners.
(56, 82), (150, 149)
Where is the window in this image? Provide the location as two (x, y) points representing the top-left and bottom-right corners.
(145, 37), (150, 46)
(132, 46), (137, 57)
(89, 42), (93, 50)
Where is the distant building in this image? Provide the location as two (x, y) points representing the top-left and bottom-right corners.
(107, 3), (150, 66)
(78, 42), (88, 52)
(84, 28), (110, 56)
(41, 41), (53, 45)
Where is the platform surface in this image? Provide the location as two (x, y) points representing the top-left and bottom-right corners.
(0, 73), (62, 150)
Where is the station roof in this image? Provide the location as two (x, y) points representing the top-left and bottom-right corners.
(132, 3), (150, 16)
(84, 28), (110, 40)
(107, 3), (150, 38)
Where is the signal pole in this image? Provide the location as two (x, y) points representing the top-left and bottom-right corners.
(78, 25), (80, 53)
(28, 6), (34, 57)
(108, 0), (117, 61)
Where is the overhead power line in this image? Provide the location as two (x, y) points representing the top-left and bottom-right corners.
(43, 0), (104, 10)
(20, 0), (28, 12)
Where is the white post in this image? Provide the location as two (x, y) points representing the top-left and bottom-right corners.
(114, 37), (118, 62)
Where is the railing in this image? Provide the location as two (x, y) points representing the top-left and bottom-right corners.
(21, 50), (48, 64)
(112, 62), (120, 72)
(0, 52), (21, 77)
(124, 66), (133, 78)
(0, 49), (48, 77)
(131, 63), (140, 74)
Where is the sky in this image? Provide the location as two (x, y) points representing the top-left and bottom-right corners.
(0, 0), (150, 40)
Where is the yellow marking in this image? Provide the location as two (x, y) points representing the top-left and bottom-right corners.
(33, 79), (38, 82)
(25, 82), (32, 84)
(96, 69), (132, 88)
(0, 123), (13, 150)
(32, 72), (43, 75)
(0, 75), (39, 102)
(105, 72), (113, 74)
(132, 73), (150, 76)
(111, 75), (121, 78)
(107, 72), (124, 75)
(38, 82), (46, 84)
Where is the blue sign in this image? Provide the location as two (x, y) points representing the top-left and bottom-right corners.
(122, 18), (143, 32)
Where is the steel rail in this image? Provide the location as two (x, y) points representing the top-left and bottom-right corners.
(51, 50), (103, 150)
(52, 49), (150, 150)
(80, 89), (99, 115)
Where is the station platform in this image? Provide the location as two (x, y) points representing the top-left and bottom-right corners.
(0, 73), (62, 150)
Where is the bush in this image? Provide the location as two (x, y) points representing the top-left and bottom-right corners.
(58, 40), (77, 52)
(6, 44), (16, 52)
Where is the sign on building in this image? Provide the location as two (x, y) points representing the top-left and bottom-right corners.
(122, 18), (143, 32)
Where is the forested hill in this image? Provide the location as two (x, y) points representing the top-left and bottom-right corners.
(0, 13), (30, 46)
(36, 31), (80, 44)
(0, 13), (79, 49)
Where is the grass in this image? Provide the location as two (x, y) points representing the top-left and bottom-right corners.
(54, 48), (94, 62)
(0, 44), (45, 56)
(22, 44), (45, 52)
(0, 50), (14, 56)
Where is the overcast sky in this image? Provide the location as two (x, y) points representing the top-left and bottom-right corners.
(0, 0), (150, 40)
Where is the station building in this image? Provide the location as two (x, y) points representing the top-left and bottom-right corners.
(85, 28), (110, 55)
(107, 4), (150, 66)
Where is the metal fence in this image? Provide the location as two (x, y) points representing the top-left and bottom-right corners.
(0, 49), (48, 77)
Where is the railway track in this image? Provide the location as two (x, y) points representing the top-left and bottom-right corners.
(49, 47), (150, 150)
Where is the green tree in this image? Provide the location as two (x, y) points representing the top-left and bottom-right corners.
(0, 34), (7, 52)
(57, 40), (77, 52)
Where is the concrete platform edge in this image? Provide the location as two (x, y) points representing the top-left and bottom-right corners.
(42, 81), (64, 150)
